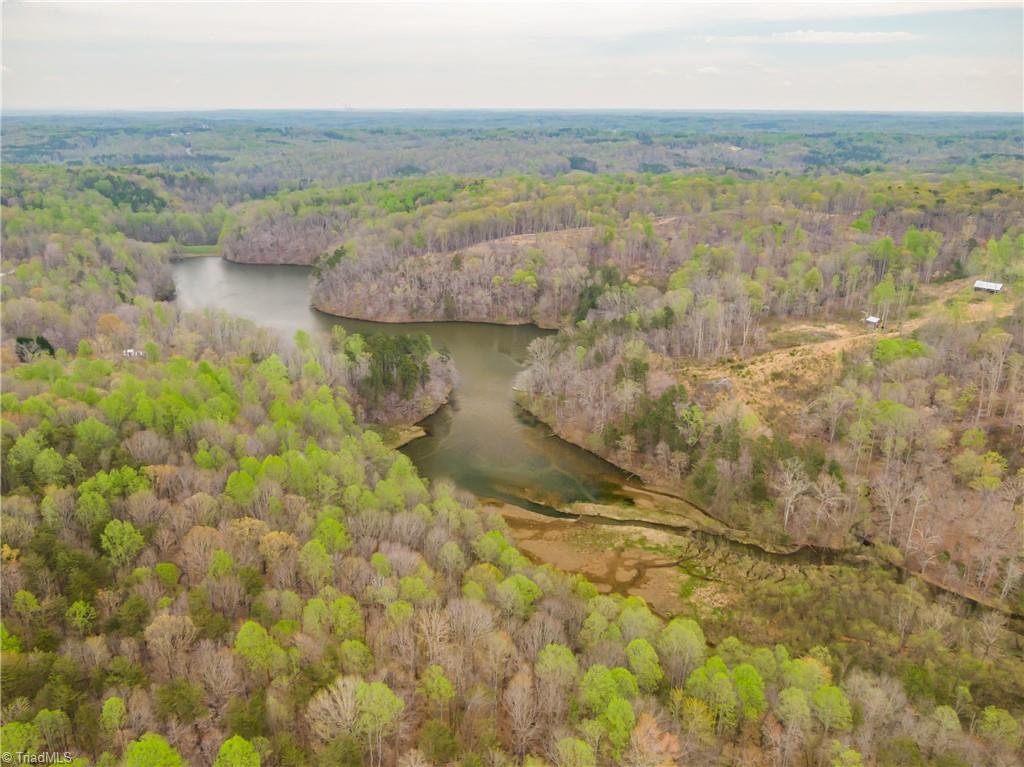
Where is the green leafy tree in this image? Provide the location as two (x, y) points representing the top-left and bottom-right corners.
(776, 687), (812, 732)
(398, 575), (435, 605)
(33, 708), (71, 750)
(370, 552), (391, 577)
(418, 664), (455, 716)
(339, 639), (374, 675)
(601, 696), (635, 758)
(625, 638), (663, 692)
(536, 643), (579, 693)
(782, 657), (830, 692)
(6, 431), (43, 489)
(933, 704), (961, 729)
(123, 732), (185, 767)
(298, 539), (332, 591)
(101, 519), (145, 567)
(213, 735), (261, 767)
(233, 620), (287, 677)
(155, 679), (207, 723)
(1, 622), (22, 652)
(66, 600), (97, 634)
(903, 226), (942, 279)
(870, 272), (897, 324)
(554, 737), (596, 767)
(313, 516), (352, 554)
(417, 721), (457, 764)
(732, 663), (767, 721)
(73, 416), (117, 467)
(436, 541), (466, 582)
(154, 562), (181, 587)
(76, 490), (112, 530)
(0, 722), (41, 756)
(472, 529), (511, 564)
(330, 596), (364, 639)
(851, 209), (876, 233)
(356, 681), (405, 767)
(100, 696), (128, 732)
(13, 590), (41, 623)
(495, 573), (542, 619)
(977, 706), (1021, 750)
(830, 741), (864, 767)
(706, 672), (738, 735)
(657, 617), (706, 685)
(32, 448), (65, 487)
(225, 470), (256, 506)
(812, 685), (853, 733)
(579, 665), (619, 715)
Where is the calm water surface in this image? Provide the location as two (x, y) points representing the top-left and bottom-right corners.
(173, 258), (632, 511)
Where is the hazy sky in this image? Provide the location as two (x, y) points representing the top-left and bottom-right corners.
(3, 1), (1022, 112)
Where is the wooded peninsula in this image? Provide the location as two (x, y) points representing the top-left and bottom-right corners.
(1, 110), (1022, 767)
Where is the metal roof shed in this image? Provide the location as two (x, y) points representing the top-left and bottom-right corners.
(973, 280), (1003, 293)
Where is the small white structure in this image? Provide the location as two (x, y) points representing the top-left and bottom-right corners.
(973, 280), (1003, 293)
(122, 348), (145, 358)
(865, 315), (882, 328)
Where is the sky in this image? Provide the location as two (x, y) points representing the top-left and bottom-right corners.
(2, 1), (1022, 113)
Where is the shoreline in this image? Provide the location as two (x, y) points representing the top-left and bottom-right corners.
(373, 423), (428, 450)
(178, 258), (1019, 618)
(516, 394), (1024, 618)
(312, 298), (562, 331)
(511, 391), (792, 545)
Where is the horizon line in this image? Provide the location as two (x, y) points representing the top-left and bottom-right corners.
(3, 107), (1022, 117)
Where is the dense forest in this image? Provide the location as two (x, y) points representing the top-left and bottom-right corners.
(1, 112), (1022, 767)
(213, 167), (1024, 612)
(4, 111), (1021, 201)
(0, 166), (456, 427)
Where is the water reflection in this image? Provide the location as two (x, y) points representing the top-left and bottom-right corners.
(173, 258), (632, 509)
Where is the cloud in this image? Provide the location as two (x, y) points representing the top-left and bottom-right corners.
(1, 2), (1018, 111)
(705, 29), (924, 45)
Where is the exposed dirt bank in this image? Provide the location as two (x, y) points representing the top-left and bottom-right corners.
(312, 300), (560, 330)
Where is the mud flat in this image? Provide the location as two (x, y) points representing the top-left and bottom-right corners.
(494, 503), (710, 617)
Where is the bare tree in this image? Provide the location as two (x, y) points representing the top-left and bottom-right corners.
(502, 670), (539, 759)
(972, 611), (1007, 661)
(811, 474), (847, 531)
(181, 526), (224, 583)
(815, 386), (855, 444)
(872, 469), (914, 544)
(624, 712), (682, 767)
(305, 675), (360, 743)
(773, 458), (810, 531)
(416, 607), (451, 668)
(191, 641), (244, 711)
(143, 613), (197, 680)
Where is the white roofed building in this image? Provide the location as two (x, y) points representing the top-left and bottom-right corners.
(973, 280), (1003, 293)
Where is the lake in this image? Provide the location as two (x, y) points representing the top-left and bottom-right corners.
(173, 257), (633, 512)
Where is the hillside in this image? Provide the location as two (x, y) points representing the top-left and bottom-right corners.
(2, 126), (1023, 767)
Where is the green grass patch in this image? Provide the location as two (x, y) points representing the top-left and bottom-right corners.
(677, 574), (700, 600)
